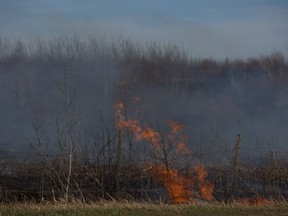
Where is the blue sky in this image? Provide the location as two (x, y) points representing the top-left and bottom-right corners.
(1, 0), (288, 58)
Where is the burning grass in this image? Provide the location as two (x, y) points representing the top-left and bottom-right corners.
(115, 101), (214, 204)
(194, 164), (214, 202)
(150, 164), (214, 203)
(1, 99), (287, 205)
(151, 165), (194, 203)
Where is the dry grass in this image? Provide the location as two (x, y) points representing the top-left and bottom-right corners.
(1, 201), (288, 216)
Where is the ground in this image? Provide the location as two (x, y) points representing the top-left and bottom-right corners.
(0, 202), (287, 216)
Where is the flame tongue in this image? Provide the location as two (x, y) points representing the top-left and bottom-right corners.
(115, 101), (214, 203)
(151, 164), (214, 203)
(151, 165), (194, 203)
(194, 164), (214, 202)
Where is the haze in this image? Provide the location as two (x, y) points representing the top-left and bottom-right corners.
(1, 0), (288, 59)
(0, 1), (288, 164)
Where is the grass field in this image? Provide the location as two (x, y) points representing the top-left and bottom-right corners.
(1, 202), (287, 216)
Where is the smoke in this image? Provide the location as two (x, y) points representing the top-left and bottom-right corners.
(0, 37), (287, 165)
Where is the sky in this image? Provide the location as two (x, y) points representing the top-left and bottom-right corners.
(0, 0), (288, 59)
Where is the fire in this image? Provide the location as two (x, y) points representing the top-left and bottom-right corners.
(175, 142), (190, 155)
(167, 121), (184, 142)
(115, 102), (126, 128)
(115, 101), (125, 112)
(123, 120), (142, 133)
(151, 165), (194, 203)
(194, 164), (214, 202)
(150, 164), (214, 203)
(116, 104), (187, 156)
(114, 101), (214, 203)
(115, 101), (163, 151)
(115, 102), (142, 132)
(115, 102), (161, 150)
(168, 121), (184, 134)
(136, 128), (162, 151)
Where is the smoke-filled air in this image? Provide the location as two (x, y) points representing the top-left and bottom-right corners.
(0, 37), (288, 203)
(1, 37), (288, 158)
(1, 0), (288, 206)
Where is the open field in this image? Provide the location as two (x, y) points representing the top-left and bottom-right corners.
(1, 37), (288, 207)
(0, 202), (288, 216)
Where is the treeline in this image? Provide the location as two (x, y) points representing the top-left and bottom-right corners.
(1, 36), (287, 86)
(0, 36), (287, 114)
(1, 36), (287, 104)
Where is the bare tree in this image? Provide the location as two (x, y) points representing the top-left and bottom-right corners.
(55, 67), (81, 203)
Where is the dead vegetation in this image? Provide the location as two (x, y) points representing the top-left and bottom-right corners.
(0, 37), (288, 205)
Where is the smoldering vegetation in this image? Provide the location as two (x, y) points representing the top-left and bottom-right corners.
(0, 36), (288, 203)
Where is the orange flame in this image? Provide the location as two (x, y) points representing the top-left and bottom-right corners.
(150, 164), (214, 203)
(194, 164), (214, 201)
(175, 142), (190, 155)
(167, 121), (184, 142)
(115, 101), (125, 112)
(167, 121), (190, 156)
(123, 120), (142, 133)
(115, 102), (126, 128)
(136, 128), (162, 150)
(151, 165), (194, 203)
(115, 102), (163, 151)
(114, 102), (214, 203)
(169, 121), (184, 132)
